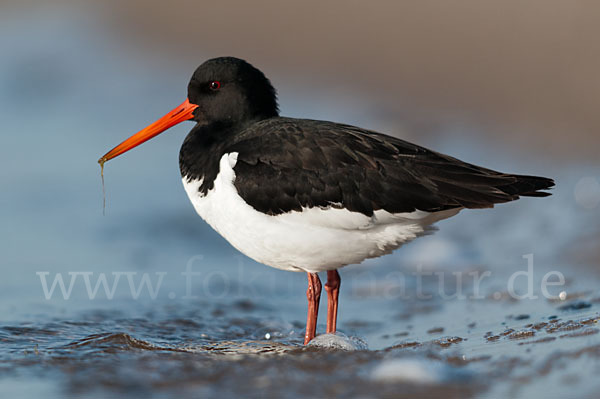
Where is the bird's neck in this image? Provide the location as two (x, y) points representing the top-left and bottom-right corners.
(178, 119), (254, 194)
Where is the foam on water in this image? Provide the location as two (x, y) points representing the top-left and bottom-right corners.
(306, 332), (369, 351)
(370, 357), (472, 384)
(371, 358), (445, 384)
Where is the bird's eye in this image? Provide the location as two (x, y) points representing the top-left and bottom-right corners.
(209, 81), (221, 90)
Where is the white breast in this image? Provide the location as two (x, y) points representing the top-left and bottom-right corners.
(182, 153), (461, 273)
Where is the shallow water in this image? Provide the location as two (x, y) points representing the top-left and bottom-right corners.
(2, 278), (600, 398)
(2, 5), (600, 399)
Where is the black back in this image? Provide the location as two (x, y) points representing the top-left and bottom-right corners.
(180, 57), (554, 216)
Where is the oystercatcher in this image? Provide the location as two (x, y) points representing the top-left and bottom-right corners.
(99, 57), (554, 345)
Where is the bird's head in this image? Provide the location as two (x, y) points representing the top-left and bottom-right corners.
(98, 57), (278, 166)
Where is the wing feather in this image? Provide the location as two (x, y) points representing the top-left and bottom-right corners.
(228, 118), (554, 216)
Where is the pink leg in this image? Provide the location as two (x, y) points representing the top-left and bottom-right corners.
(325, 270), (341, 334)
(304, 272), (322, 345)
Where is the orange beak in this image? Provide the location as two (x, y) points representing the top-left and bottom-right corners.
(98, 98), (199, 166)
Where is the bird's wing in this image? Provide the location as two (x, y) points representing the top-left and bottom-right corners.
(227, 118), (554, 216)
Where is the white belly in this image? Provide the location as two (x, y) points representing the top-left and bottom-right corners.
(182, 153), (461, 273)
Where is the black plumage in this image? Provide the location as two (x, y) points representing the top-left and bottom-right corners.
(179, 57), (553, 217)
(180, 117), (554, 216)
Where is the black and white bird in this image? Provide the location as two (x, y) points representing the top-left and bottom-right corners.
(99, 57), (554, 345)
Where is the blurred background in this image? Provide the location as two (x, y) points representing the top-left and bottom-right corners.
(4, 0), (600, 156)
(1, 1), (599, 398)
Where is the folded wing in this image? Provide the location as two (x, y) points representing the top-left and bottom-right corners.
(228, 118), (554, 216)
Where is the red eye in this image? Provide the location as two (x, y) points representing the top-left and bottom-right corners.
(209, 81), (221, 90)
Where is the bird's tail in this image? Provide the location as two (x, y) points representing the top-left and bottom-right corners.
(500, 174), (555, 198)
